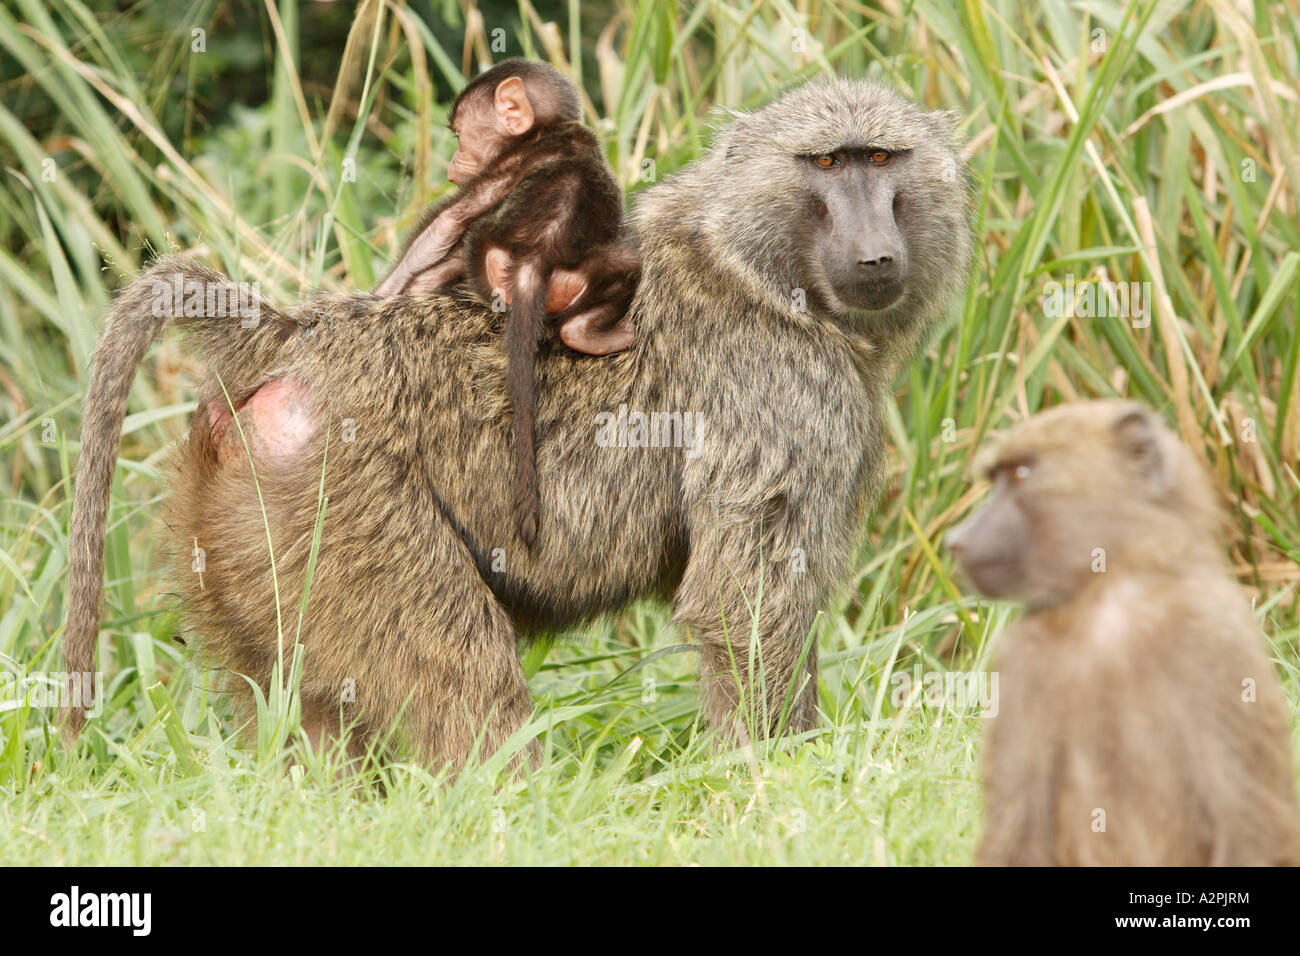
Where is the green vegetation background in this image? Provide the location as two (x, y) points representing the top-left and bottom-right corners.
(0, 0), (1297, 864)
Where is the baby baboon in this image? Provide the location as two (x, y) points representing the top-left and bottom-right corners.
(376, 59), (638, 356)
(65, 78), (970, 769)
(947, 400), (1300, 865)
(376, 58), (640, 545)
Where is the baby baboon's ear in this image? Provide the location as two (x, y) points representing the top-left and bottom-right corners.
(1113, 404), (1169, 494)
(493, 76), (536, 136)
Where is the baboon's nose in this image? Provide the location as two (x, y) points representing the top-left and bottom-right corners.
(852, 238), (903, 279)
(944, 520), (969, 556)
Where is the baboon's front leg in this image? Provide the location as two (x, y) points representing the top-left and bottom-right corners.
(673, 503), (826, 742)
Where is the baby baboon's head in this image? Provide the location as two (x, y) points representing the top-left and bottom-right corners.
(947, 400), (1224, 607)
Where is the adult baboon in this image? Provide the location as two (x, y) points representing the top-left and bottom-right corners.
(65, 78), (971, 768)
(949, 401), (1300, 865)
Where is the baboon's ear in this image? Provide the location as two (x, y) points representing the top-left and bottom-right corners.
(716, 128), (738, 162)
(924, 109), (964, 150)
(707, 108), (744, 161)
(493, 76), (535, 136)
(1113, 405), (1169, 493)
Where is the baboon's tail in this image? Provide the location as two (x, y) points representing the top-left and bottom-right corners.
(506, 261), (549, 549)
(62, 255), (293, 742)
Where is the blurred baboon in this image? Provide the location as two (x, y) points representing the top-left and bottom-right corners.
(948, 400), (1300, 866)
(65, 78), (971, 769)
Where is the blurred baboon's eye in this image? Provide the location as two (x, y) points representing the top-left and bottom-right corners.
(868, 150), (891, 165)
(813, 154), (839, 168)
(993, 463), (1031, 486)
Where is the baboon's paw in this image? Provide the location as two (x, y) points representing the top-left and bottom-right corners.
(544, 267), (587, 314)
(558, 307), (635, 355)
(483, 247), (588, 314)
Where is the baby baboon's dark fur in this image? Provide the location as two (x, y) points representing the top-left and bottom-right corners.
(377, 60), (639, 546)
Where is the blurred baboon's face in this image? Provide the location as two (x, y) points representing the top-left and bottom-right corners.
(945, 460), (1104, 607)
(946, 405), (1183, 608)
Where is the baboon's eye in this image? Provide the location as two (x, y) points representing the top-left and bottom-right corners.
(867, 149), (892, 165)
(813, 154), (840, 168)
(993, 462), (1031, 485)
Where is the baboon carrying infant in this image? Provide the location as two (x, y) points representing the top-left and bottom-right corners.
(949, 401), (1300, 865)
(64, 77), (971, 769)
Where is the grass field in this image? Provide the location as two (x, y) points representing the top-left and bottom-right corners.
(1, 0), (1297, 865)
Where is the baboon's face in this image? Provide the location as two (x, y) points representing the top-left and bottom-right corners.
(945, 461), (1040, 601)
(680, 80), (970, 327)
(447, 102), (502, 185)
(946, 403), (1202, 608)
(800, 148), (909, 311)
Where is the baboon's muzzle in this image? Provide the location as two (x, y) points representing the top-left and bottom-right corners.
(824, 170), (906, 310)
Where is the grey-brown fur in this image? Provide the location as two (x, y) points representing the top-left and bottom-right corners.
(61, 263), (297, 740)
(64, 78), (970, 768)
(949, 401), (1300, 865)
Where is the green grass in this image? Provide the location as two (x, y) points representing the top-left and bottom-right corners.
(1, 0), (1298, 865)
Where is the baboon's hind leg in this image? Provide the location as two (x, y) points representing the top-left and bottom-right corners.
(316, 495), (539, 771)
(173, 383), (537, 773)
(365, 566), (539, 773)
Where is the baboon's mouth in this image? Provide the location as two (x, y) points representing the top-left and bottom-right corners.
(954, 555), (1022, 601)
(837, 278), (904, 311)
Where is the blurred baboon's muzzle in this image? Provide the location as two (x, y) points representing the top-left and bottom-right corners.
(945, 502), (1027, 600)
